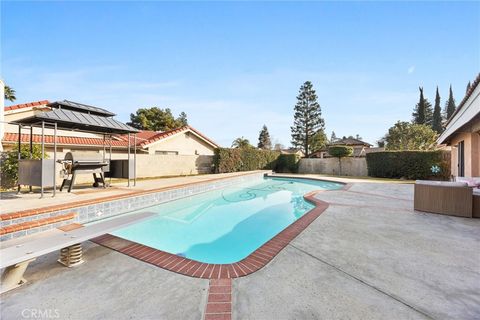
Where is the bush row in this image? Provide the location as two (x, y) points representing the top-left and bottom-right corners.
(213, 148), (300, 173)
(366, 150), (450, 180)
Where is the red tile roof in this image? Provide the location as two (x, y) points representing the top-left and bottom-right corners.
(132, 126), (219, 148)
(2, 133), (131, 147)
(2, 126), (219, 149)
(4, 100), (50, 112)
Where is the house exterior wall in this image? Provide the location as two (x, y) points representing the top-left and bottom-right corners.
(135, 154), (214, 177)
(145, 131), (215, 155)
(449, 125), (480, 177)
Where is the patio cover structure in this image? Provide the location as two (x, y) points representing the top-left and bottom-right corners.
(11, 100), (139, 198)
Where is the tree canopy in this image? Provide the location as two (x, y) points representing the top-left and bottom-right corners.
(257, 125), (272, 150)
(330, 131), (337, 143)
(291, 81), (325, 157)
(310, 130), (328, 153)
(127, 107), (188, 131)
(444, 85), (456, 121)
(412, 87), (433, 126)
(4, 85), (16, 102)
(232, 137), (253, 149)
(431, 86), (443, 134)
(385, 121), (438, 151)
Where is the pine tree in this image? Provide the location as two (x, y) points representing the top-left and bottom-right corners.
(466, 81), (471, 94)
(291, 81), (325, 157)
(257, 125), (272, 150)
(330, 131), (337, 143)
(444, 85), (456, 121)
(412, 87), (433, 125)
(431, 86), (443, 133)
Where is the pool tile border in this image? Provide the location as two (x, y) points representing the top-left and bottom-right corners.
(91, 185), (346, 279)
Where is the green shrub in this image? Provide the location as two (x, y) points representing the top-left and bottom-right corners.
(214, 148), (280, 173)
(275, 154), (300, 173)
(366, 150), (450, 180)
(1, 144), (48, 188)
(328, 146), (353, 158)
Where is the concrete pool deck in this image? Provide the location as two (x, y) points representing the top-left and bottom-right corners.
(1, 175), (479, 320)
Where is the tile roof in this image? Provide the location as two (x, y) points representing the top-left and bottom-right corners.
(2, 133), (132, 147)
(2, 126), (219, 149)
(134, 126), (219, 148)
(331, 138), (372, 146)
(4, 100), (50, 112)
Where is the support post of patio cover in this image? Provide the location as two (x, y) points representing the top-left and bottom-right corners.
(29, 126), (33, 193)
(16, 124), (22, 194)
(53, 123), (57, 197)
(109, 135), (112, 187)
(134, 133), (136, 186)
(40, 121), (45, 198)
(127, 132), (131, 187)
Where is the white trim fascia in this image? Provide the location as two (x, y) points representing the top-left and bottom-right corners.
(438, 85), (480, 144)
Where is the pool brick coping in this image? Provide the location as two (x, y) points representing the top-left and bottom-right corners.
(92, 182), (350, 320)
(91, 183), (351, 280)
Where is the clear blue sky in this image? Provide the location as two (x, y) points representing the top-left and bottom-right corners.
(2, 1), (479, 147)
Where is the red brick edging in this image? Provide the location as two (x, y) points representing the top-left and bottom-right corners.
(91, 189), (334, 279)
(204, 279), (232, 320)
(0, 212), (76, 235)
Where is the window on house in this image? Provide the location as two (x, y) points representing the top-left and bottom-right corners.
(458, 140), (465, 177)
(155, 150), (179, 155)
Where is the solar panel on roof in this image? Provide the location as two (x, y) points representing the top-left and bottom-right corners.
(14, 108), (139, 134)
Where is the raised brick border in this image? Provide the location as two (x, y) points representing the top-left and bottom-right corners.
(204, 279), (232, 320)
(0, 212), (76, 235)
(91, 189), (334, 279)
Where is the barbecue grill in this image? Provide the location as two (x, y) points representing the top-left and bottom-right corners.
(58, 152), (109, 192)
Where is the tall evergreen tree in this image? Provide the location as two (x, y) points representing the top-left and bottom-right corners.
(330, 131), (337, 143)
(432, 86), (443, 133)
(466, 81), (472, 94)
(291, 81), (325, 157)
(444, 85), (456, 121)
(412, 87), (433, 125)
(257, 125), (272, 150)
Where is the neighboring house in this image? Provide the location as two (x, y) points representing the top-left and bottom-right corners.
(280, 148), (305, 158)
(310, 137), (373, 158)
(1, 100), (219, 158)
(438, 74), (480, 178)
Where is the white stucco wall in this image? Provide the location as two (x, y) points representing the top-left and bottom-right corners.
(144, 131), (216, 155)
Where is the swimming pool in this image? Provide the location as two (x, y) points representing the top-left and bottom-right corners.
(112, 176), (343, 264)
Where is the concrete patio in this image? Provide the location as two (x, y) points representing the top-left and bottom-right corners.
(1, 176), (479, 320)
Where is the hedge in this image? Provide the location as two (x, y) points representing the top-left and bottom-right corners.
(213, 148), (300, 173)
(366, 150), (450, 180)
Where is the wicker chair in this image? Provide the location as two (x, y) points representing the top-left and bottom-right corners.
(414, 181), (473, 218)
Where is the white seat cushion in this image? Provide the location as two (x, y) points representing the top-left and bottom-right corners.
(415, 180), (468, 187)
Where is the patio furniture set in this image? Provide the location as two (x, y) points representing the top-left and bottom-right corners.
(414, 177), (480, 218)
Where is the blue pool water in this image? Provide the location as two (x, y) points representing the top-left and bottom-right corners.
(113, 177), (343, 264)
